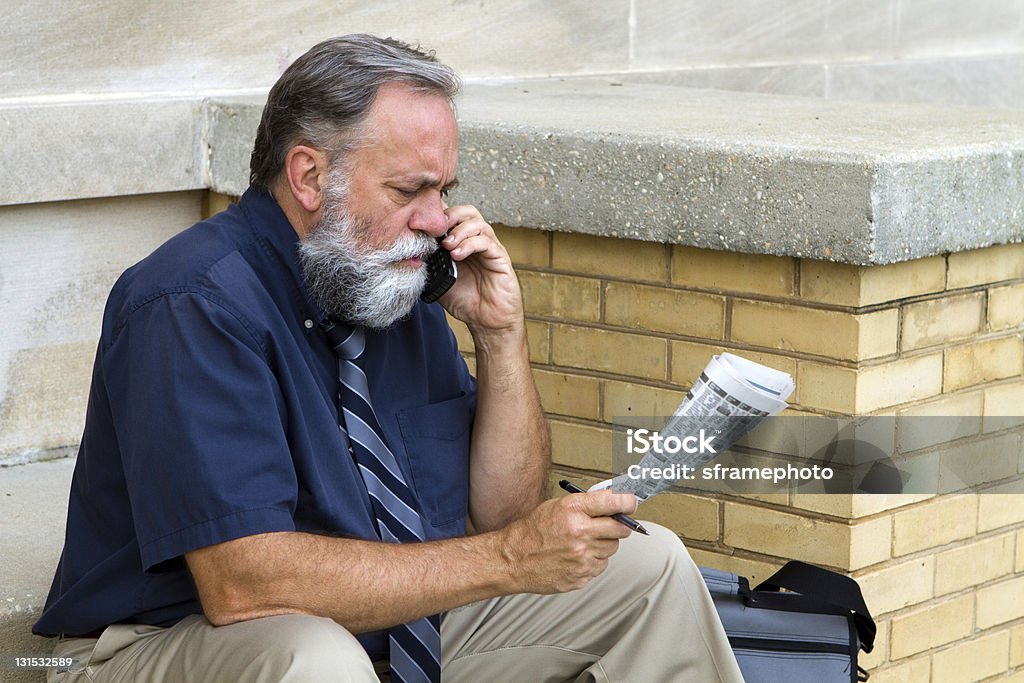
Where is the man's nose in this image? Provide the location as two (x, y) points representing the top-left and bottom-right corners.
(408, 194), (450, 238)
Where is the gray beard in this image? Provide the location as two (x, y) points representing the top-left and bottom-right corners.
(298, 188), (437, 329)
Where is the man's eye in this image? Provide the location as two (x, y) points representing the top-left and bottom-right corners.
(440, 189), (450, 199)
(397, 188), (417, 198)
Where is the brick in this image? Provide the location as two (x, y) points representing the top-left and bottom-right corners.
(934, 532), (1015, 595)
(892, 495), (977, 556)
(549, 420), (612, 471)
(979, 494), (1024, 532)
(687, 548), (781, 588)
(889, 595), (974, 659)
(551, 232), (667, 282)
(856, 556), (934, 615)
(637, 492), (719, 541)
(604, 282), (726, 339)
(901, 292), (984, 351)
(944, 336), (1024, 393)
(731, 300), (898, 361)
(533, 369), (601, 420)
(1018, 529), (1024, 572)
(526, 320), (549, 363)
(462, 354), (476, 375)
(603, 380), (683, 423)
(493, 224), (549, 267)
(723, 502), (851, 568)
(937, 434), (1020, 494)
(947, 243), (1024, 289)
(671, 341), (795, 389)
(446, 312), (475, 354)
(551, 324), (667, 380)
(800, 256), (946, 307)
(518, 270), (601, 322)
(796, 362), (858, 413)
(671, 246), (795, 297)
(982, 381), (1024, 433)
(989, 282), (1024, 331)
(857, 353), (944, 413)
(978, 574), (1024, 629)
(859, 618), (888, 671)
(896, 392), (984, 452)
(1012, 624), (1024, 668)
(203, 191), (235, 218)
(867, 656), (930, 683)
(850, 514), (894, 570)
(931, 630), (1010, 683)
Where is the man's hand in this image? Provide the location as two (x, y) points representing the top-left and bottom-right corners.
(497, 490), (639, 594)
(439, 205), (523, 337)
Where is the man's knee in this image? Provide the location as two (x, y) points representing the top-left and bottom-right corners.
(611, 521), (696, 587)
(232, 614), (378, 683)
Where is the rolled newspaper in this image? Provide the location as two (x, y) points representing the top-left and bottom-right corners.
(592, 353), (795, 502)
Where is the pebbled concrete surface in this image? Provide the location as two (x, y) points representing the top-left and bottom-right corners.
(207, 80), (1024, 265)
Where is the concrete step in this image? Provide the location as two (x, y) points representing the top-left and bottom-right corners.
(0, 458), (74, 682)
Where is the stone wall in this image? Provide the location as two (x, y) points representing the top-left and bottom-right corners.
(445, 224), (1024, 680)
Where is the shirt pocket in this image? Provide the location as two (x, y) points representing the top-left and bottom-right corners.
(396, 392), (474, 535)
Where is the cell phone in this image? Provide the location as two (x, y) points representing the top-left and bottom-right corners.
(420, 237), (458, 303)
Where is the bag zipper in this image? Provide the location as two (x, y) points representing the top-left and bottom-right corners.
(728, 636), (850, 655)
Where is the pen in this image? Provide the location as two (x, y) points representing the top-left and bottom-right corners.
(558, 479), (649, 536)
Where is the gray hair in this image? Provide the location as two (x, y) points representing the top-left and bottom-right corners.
(249, 34), (461, 190)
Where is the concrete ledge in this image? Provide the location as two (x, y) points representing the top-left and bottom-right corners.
(6, 81), (1024, 264)
(0, 458), (74, 682)
(208, 81), (1024, 264)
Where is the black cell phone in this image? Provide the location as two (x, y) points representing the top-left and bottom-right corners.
(420, 238), (457, 303)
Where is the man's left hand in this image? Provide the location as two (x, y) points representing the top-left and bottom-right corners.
(439, 205), (523, 336)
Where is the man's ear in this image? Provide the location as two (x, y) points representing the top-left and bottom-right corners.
(282, 145), (329, 213)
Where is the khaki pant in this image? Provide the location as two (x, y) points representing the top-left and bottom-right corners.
(48, 523), (743, 682)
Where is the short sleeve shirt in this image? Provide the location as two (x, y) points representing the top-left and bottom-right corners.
(33, 188), (476, 660)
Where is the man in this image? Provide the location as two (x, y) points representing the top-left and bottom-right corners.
(36, 35), (743, 682)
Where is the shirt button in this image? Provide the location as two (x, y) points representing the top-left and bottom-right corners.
(304, 319), (314, 329)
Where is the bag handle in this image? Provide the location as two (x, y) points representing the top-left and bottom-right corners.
(755, 560), (877, 653)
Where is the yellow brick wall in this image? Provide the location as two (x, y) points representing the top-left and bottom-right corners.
(444, 222), (1024, 681)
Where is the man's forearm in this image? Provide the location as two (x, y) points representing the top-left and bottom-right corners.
(187, 530), (515, 633)
(466, 323), (550, 532)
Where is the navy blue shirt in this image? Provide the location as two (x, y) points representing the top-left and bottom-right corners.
(34, 188), (476, 660)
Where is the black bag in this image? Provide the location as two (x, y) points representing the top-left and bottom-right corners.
(701, 561), (877, 682)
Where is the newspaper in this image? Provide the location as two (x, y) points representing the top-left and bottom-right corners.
(593, 353), (795, 501)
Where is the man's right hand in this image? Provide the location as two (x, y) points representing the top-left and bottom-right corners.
(497, 490), (639, 594)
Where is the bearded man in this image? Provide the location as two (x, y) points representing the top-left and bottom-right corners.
(34, 35), (743, 683)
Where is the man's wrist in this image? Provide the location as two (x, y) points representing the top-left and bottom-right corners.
(468, 319), (528, 357)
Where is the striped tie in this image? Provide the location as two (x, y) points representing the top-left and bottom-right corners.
(321, 320), (441, 683)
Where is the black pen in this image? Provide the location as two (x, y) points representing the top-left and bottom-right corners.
(559, 479), (649, 536)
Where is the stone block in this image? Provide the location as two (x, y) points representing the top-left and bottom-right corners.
(892, 495), (977, 557)
(889, 595), (974, 659)
(1018, 529), (1024, 573)
(604, 283), (725, 339)
(525, 321), (550, 364)
(856, 353), (944, 413)
(796, 362), (858, 414)
(551, 233), (668, 283)
(866, 656), (930, 683)
(602, 380), (684, 424)
(900, 292), (984, 351)
(548, 419), (612, 472)
(723, 502), (851, 568)
(976, 575), (1024, 629)
(896, 0), (1024, 59)
(857, 556), (933, 616)
(518, 271), (601, 322)
(494, 224), (550, 268)
(930, 630), (1011, 683)
(636, 492), (719, 542)
(799, 257), (946, 307)
(670, 247), (795, 297)
(532, 369), (601, 421)
(849, 514), (894, 570)
(551, 325), (667, 381)
(947, 243), (1024, 289)
(731, 301), (897, 361)
(1012, 623), (1024, 668)
(934, 532), (1016, 596)
(604, 63), (826, 99)
(978, 494), (1024, 533)
(672, 342), (795, 389)
(943, 336), (1024, 393)
(989, 282), (1024, 331)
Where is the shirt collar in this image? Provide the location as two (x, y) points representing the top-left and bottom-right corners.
(237, 186), (328, 327)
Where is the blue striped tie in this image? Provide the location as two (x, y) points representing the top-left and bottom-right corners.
(322, 320), (441, 683)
